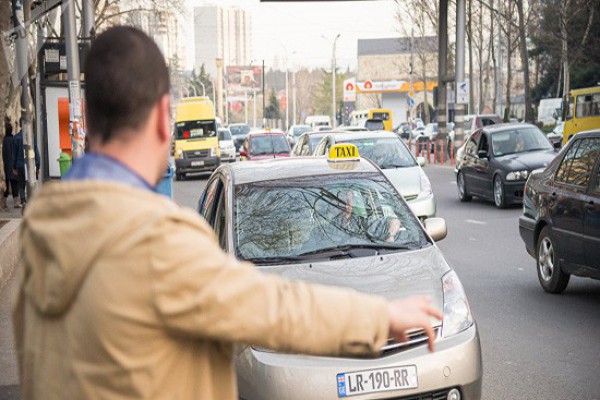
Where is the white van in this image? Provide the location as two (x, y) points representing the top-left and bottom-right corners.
(305, 115), (331, 130)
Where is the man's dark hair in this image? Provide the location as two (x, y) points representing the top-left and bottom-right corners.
(85, 26), (170, 143)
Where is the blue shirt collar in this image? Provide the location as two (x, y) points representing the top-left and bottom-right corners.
(64, 152), (156, 192)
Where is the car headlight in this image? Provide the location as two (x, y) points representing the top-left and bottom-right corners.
(442, 270), (473, 338)
(211, 147), (218, 157)
(506, 170), (529, 181)
(175, 148), (183, 159)
(417, 168), (433, 199)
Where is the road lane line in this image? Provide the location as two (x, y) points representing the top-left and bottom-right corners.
(465, 219), (487, 225)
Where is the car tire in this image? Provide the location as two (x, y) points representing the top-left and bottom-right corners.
(457, 171), (472, 202)
(536, 226), (570, 294)
(175, 172), (184, 181)
(493, 175), (507, 209)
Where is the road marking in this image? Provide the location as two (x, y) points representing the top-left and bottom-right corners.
(465, 219), (487, 225)
(450, 181), (456, 184)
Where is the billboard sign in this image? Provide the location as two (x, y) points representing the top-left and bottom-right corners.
(343, 78), (356, 102)
(227, 66), (262, 92)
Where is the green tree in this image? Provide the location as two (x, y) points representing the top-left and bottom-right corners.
(188, 64), (214, 99)
(313, 68), (347, 119)
(264, 88), (281, 120)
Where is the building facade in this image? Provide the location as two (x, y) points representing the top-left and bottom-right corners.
(194, 6), (252, 79)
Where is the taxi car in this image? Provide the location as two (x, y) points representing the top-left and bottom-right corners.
(312, 131), (436, 219)
(240, 130), (291, 161)
(455, 124), (557, 208)
(198, 145), (482, 400)
(519, 129), (600, 293)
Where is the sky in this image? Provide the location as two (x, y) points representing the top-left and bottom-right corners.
(185, 0), (403, 71)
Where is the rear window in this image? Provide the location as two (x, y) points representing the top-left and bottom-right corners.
(250, 135), (290, 155)
(365, 120), (385, 131)
(230, 124), (251, 136)
(218, 129), (232, 140)
(372, 112), (389, 121)
(175, 120), (216, 140)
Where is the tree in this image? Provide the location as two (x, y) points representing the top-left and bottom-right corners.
(187, 64), (214, 99)
(264, 88), (281, 120)
(312, 68), (347, 119)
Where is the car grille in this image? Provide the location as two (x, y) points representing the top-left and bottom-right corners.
(380, 327), (441, 357)
(185, 149), (210, 159)
(386, 387), (459, 400)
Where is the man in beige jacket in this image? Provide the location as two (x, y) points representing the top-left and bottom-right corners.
(14, 26), (441, 400)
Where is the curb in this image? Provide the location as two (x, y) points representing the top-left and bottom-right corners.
(0, 219), (21, 294)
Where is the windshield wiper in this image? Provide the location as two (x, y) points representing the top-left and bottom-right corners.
(243, 255), (326, 265)
(296, 243), (422, 257)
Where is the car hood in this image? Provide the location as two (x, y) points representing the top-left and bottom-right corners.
(381, 167), (421, 197)
(496, 150), (556, 170)
(219, 140), (234, 148)
(260, 245), (450, 316)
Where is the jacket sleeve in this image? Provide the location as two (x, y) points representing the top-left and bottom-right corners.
(149, 210), (390, 357)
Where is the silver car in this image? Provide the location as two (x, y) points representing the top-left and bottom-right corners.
(198, 156), (482, 400)
(312, 131), (436, 219)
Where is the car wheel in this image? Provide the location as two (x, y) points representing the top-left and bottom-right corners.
(175, 172), (184, 181)
(536, 226), (570, 294)
(493, 175), (507, 208)
(457, 172), (472, 202)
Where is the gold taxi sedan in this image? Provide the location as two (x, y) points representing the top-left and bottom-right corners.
(197, 145), (482, 400)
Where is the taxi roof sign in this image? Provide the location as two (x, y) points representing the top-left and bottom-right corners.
(327, 143), (360, 170)
(328, 143), (360, 162)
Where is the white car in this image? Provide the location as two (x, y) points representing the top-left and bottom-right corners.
(218, 128), (236, 162)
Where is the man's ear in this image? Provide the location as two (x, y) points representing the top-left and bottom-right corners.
(157, 94), (171, 144)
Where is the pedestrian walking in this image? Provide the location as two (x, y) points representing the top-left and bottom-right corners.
(12, 121), (40, 208)
(14, 26), (442, 400)
(2, 121), (19, 209)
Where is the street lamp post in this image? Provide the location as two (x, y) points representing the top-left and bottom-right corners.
(323, 34), (341, 127)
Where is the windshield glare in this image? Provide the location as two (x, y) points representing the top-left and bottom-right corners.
(234, 174), (427, 262)
(250, 135), (290, 155)
(345, 138), (416, 169)
(491, 127), (553, 156)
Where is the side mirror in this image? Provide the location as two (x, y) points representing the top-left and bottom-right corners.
(477, 150), (488, 159)
(553, 141), (562, 150)
(424, 218), (447, 242)
(417, 156), (426, 167)
(239, 150), (248, 157)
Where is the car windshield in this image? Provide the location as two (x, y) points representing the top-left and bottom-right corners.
(230, 124), (251, 136)
(491, 127), (553, 156)
(344, 137), (416, 169)
(293, 126), (311, 136)
(309, 134), (327, 148)
(250, 135), (290, 155)
(365, 120), (384, 130)
(234, 174), (427, 262)
(218, 129), (232, 140)
(175, 120), (216, 140)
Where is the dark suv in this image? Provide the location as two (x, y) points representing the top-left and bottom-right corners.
(519, 129), (600, 293)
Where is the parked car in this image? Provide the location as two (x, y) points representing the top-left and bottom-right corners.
(455, 123), (557, 208)
(229, 123), (252, 152)
(519, 129), (600, 293)
(240, 130), (291, 161)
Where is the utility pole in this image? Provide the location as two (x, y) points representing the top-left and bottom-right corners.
(62, 0), (85, 159)
(244, 90), (248, 125)
(496, 0), (503, 117)
(82, 0), (95, 39)
(331, 34), (340, 127)
(12, 0), (37, 194)
(285, 60), (289, 131)
(437, 0), (449, 146)
(216, 58), (224, 121)
(262, 59), (265, 127)
(454, 0), (467, 148)
(409, 28), (414, 122)
(292, 69), (297, 126)
(253, 89), (257, 127)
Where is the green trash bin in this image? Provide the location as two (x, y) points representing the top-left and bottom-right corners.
(57, 152), (72, 177)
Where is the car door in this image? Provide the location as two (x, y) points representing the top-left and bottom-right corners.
(581, 139), (600, 271)
(471, 131), (493, 197)
(549, 139), (587, 267)
(460, 130), (480, 190)
(199, 176), (224, 228)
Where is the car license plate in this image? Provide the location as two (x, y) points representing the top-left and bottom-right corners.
(191, 161), (204, 167)
(336, 365), (418, 397)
